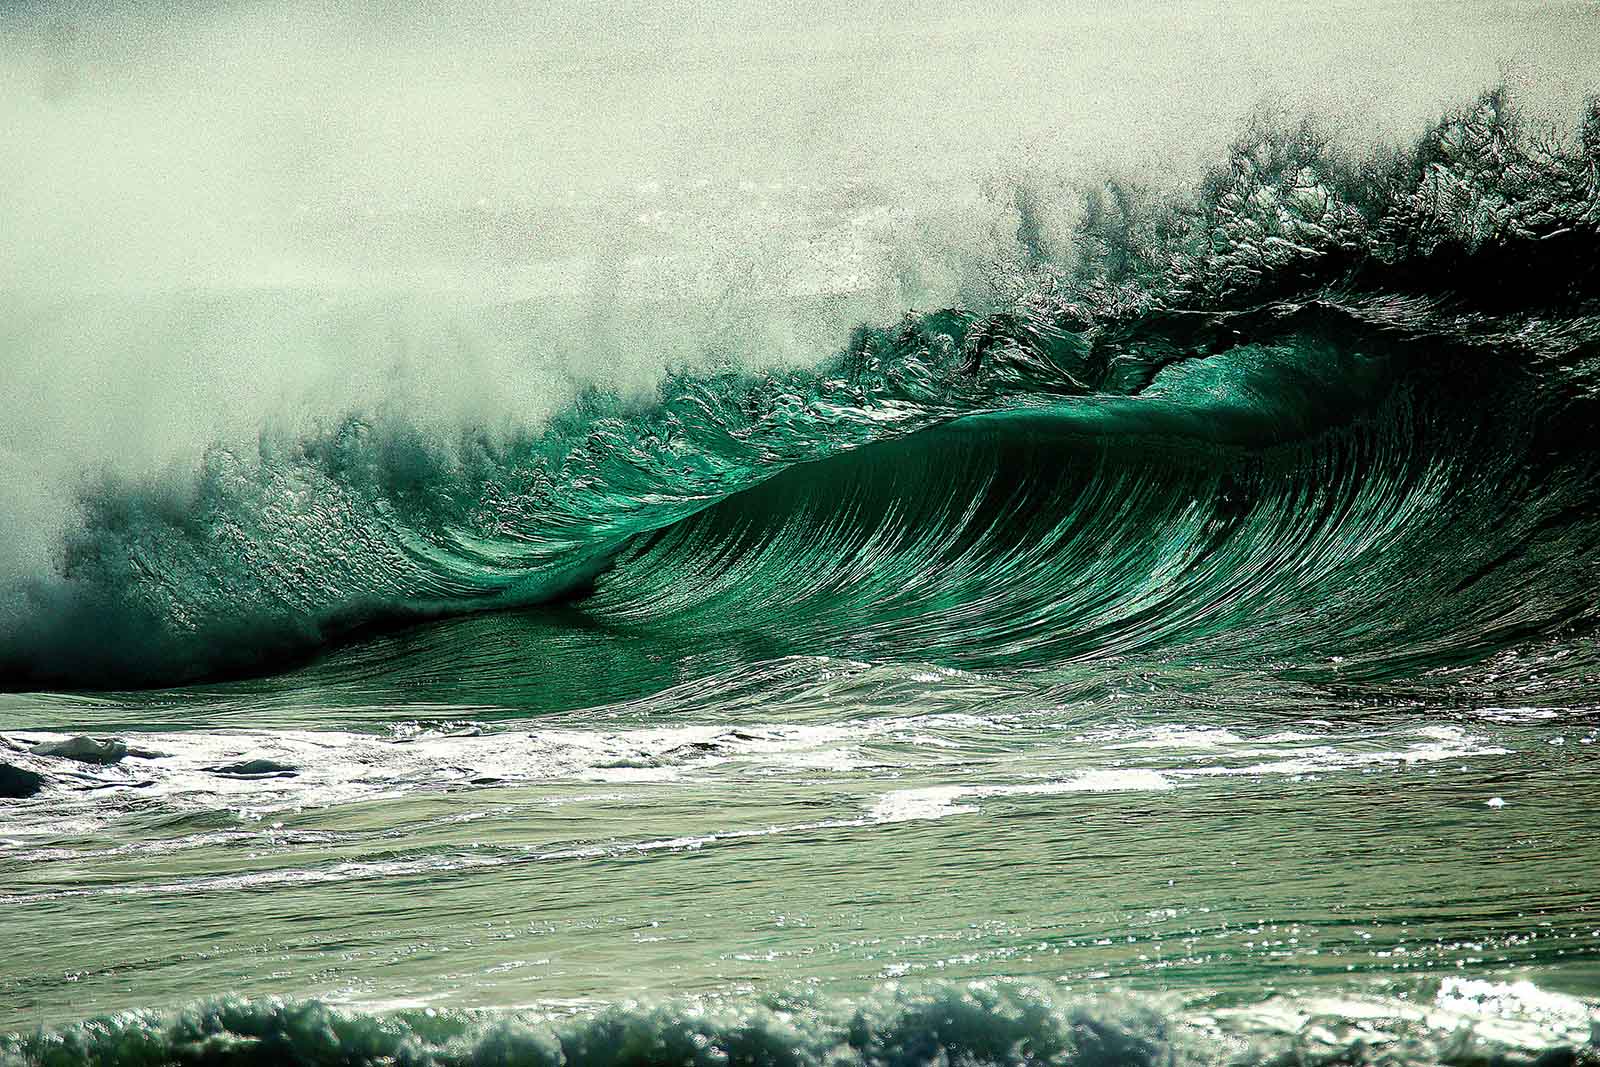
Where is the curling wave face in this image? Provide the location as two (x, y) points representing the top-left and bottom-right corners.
(4, 91), (1600, 694)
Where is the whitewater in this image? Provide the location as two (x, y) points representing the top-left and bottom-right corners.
(4, 3), (1600, 1064)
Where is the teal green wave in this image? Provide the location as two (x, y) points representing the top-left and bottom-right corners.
(4, 90), (1599, 692)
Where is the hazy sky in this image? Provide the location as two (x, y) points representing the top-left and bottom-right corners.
(2, 0), (1596, 288)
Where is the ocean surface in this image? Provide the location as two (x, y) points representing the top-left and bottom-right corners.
(3, 92), (1600, 1065)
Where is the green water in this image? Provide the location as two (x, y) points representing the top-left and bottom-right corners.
(4, 658), (1598, 1037)
(4, 91), (1600, 1066)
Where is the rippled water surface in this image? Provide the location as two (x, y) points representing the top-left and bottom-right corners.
(4, 659), (1598, 1039)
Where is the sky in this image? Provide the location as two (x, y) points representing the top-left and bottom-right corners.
(1, 0), (1596, 289)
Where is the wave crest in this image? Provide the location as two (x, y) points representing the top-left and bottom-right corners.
(4, 89), (1599, 690)
(6, 979), (1597, 1067)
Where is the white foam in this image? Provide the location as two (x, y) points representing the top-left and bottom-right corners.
(870, 769), (1174, 824)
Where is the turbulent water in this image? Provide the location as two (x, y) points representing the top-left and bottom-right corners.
(4, 92), (1600, 1065)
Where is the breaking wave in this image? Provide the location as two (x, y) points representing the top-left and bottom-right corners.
(5, 979), (1597, 1067)
(4, 90), (1600, 695)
